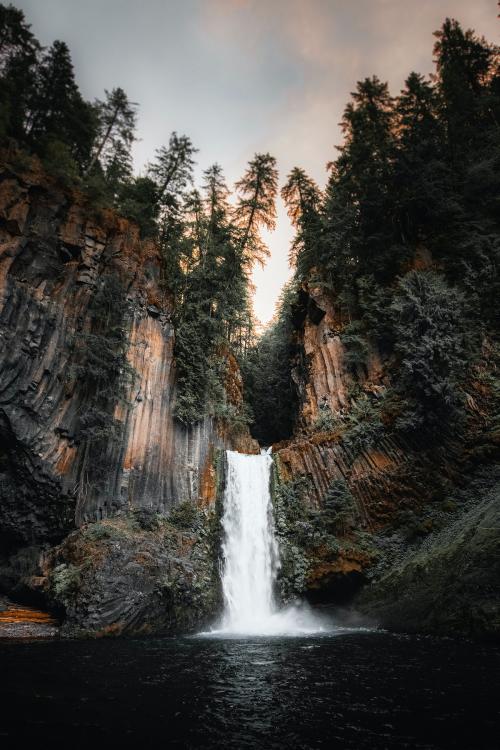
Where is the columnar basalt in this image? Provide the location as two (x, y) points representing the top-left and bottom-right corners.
(0, 155), (256, 633)
(272, 283), (500, 637)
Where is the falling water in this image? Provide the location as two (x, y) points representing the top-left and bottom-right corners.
(216, 449), (325, 636)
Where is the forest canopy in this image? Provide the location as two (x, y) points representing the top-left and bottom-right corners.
(244, 17), (500, 444)
(0, 3), (278, 425)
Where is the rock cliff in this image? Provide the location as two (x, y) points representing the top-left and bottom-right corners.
(273, 283), (500, 638)
(0, 153), (255, 634)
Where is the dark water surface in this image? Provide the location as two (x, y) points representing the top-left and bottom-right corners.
(0, 630), (498, 748)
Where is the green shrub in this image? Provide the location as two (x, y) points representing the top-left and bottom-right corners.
(169, 500), (200, 530)
(51, 563), (80, 603)
(342, 395), (385, 454)
(390, 270), (468, 438)
(312, 405), (342, 433)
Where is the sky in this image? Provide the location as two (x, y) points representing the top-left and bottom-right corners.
(15, 0), (498, 325)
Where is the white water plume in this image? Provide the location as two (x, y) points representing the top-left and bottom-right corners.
(212, 449), (326, 636)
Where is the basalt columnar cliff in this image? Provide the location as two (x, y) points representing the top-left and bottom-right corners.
(0, 153), (256, 635)
(1, 153), (498, 640)
(270, 281), (500, 638)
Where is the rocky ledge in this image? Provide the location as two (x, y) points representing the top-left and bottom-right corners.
(41, 504), (222, 638)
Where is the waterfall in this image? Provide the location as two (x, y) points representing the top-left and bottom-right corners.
(215, 449), (325, 636)
(220, 449), (278, 631)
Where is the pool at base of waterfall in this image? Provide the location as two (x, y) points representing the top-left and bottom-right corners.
(1, 631), (498, 748)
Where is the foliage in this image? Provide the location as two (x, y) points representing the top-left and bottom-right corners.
(42, 138), (80, 186)
(149, 131), (197, 211)
(390, 270), (468, 437)
(312, 406), (342, 433)
(51, 563), (80, 603)
(241, 281), (299, 443)
(253, 16), (500, 448)
(86, 87), (136, 180)
(273, 475), (312, 599)
(340, 319), (369, 374)
(234, 152), (278, 269)
(118, 176), (160, 238)
(321, 479), (356, 533)
(168, 500), (202, 530)
(281, 167), (322, 274)
(272, 471), (360, 599)
(168, 157), (277, 425)
(342, 395), (385, 454)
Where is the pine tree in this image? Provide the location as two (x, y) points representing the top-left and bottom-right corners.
(26, 40), (96, 168)
(86, 87), (137, 176)
(0, 3), (40, 139)
(118, 176), (159, 238)
(393, 72), (455, 248)
(149, 131), (197, 208)
(433, 18), (495, 165)
(234, 152), (278, 269)
(0, 3), (38, 70)
(281, 167), (322, 276)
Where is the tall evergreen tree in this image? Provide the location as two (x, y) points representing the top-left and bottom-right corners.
(234, 152), (278, 269)
(26, 40), (96, 168)
(393, 72), (455, 248)
(0, 3), (39, 139)
(433, 18), (495, 165)
(0, 3), (38, 70)
(281, 167), (322, 276)
(149, 132), (197, 208)
(86, 87), (137, 176)
(320, 76), (397, 302)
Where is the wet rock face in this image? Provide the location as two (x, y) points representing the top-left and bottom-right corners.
(0, 159), (243, 550)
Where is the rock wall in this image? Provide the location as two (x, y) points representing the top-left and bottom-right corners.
(0, 156), (252, 550)
(291, 284), (385, 429)
(273, 283), (500, 638)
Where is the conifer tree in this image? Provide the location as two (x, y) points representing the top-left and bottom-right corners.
(0, 3), (39, 139)
(234, 152), (278, 269)
(26, 40), (96, 168)
(149, 132), (197, 207)
(281, 167), (322, 276)
(0, 3), (38, 70)
(393, 72), (454, 247)
(320, 76), (396, 297)
(433, 18), (495, 164)
(86, 87), (137, 176)
(118, 176), (159, 238)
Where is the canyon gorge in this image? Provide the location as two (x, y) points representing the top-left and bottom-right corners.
(0, 151), (498, 640)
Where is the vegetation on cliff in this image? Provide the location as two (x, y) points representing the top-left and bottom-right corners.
(0, 3), (279, 428)
(244, 18), (500, 449)
(244, 18), (500, 631)
(1, 4), (499, 637)
(166, 154), (277, 424)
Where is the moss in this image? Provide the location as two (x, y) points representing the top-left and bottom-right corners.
(132, 507), (162, 531)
